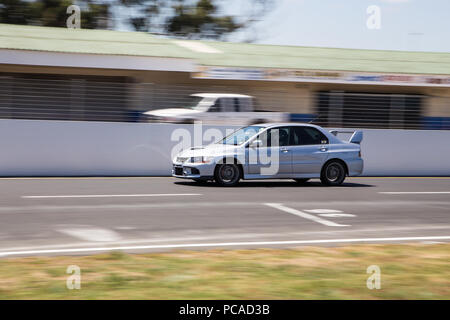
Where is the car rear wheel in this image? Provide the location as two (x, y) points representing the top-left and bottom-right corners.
(214, 164), (241, 187)
(320, 161), (346, 186)
(293, 178), (310, 184)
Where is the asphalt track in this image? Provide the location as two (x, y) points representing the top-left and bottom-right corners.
(0, 177), (449, 257)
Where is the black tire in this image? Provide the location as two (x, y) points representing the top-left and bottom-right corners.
(320, 161), (346, 186)
(214, 163), (241, 187)
(293, 178), (310, 184)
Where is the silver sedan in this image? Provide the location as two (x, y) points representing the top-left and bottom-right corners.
(172, 123), (363, 186)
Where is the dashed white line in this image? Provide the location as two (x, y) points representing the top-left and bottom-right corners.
(379, 191), (450, 195)
(58, 228), (121, 242)
(0, 236), (449, 257)
(2, 200), (449, 214)
(304, 209), (343, 214)
(22, 193), (202, 199)
(264, 203), (350, 227)
(3, 225), (450, 253)
(319, 213), (356, 218)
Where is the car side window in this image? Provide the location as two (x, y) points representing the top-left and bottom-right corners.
(208, 99), (222, 112)
(233, 98), (240, 112)
(221, 98), (236, 112)
(257, 127), (291, 147)
(277, 127), (291, 146)
(240, 98), (251, 112)
(290, 127), (300, 145)
(292, 127), (329, 145)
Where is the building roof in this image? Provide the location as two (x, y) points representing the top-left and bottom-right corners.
(1, 23), (450, 75)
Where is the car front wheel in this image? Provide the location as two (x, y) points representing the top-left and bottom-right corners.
(215, 164), (241, 187)
(320, 161), (346, 186)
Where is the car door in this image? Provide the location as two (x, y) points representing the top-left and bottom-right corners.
(290, 126), (329, 174)
(247, 127), (292, 176)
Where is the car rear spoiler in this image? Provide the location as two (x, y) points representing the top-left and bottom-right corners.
(329, 130), (363, 145)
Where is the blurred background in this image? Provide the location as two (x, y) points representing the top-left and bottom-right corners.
(0, 0), (449, 129)
(0, 1), (449, 301)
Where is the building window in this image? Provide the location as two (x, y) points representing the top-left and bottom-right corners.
(315, 91), (423, 129)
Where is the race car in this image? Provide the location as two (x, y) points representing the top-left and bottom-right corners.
(172, 123), (363, 186)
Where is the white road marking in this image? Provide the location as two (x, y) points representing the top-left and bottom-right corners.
(379, 191), (450, 194)
(264, 203), (350, 227)
(58, 228), (121, 242)
(3, 225), (450, 252)
(0, 235), (449, 257)
(1, 200), (449, 214)
(22, 193), (202, 199)
(319, 213), (356, 218)
(304, 209), (343, 214)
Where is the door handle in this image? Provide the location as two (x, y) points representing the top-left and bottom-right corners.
(319, 146), (328, 152)
(280, 148), (290, 153)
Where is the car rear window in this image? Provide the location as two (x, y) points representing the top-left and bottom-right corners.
(291, 127), (329, 145)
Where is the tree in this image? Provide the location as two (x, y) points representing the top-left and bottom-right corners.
(165, 0), (241, 39)
(0, 0), (273, 41)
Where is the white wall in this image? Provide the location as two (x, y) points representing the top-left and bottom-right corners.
(0, 119), (449, 176)
(360, 129), (450, 176)
(0, 120), (233, 176)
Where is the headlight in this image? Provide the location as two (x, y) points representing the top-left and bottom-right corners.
(175, 157), (189, 163)
(190, 156), (214, 164)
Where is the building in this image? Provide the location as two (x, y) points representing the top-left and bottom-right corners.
(1, 23), (450, 129)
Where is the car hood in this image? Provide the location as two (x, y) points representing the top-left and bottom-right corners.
(177, 143), (241, 158)
(143, 108), (202, 117)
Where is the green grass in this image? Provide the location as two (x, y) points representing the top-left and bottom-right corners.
(0, 244), (449, 299)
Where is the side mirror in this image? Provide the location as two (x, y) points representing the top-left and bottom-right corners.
(249, 139), (263, 148)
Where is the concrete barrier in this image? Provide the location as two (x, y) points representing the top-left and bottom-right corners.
(0, 119), (449, 176)
(359, 129), (450, 176)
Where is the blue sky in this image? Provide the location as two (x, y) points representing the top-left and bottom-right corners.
(226, 0), (450, 52)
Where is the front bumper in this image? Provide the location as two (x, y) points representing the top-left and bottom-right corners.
(172, 162), (215, 180)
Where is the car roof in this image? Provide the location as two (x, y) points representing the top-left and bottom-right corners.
(250, 123), (340, 143)
(191, 93), (253, 98)
(254, 122), (323, 129)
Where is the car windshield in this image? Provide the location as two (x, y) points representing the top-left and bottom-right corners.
(184, 96), (215, 110)
(220, 126), (265, 145)
(182, 96), (204, 109)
